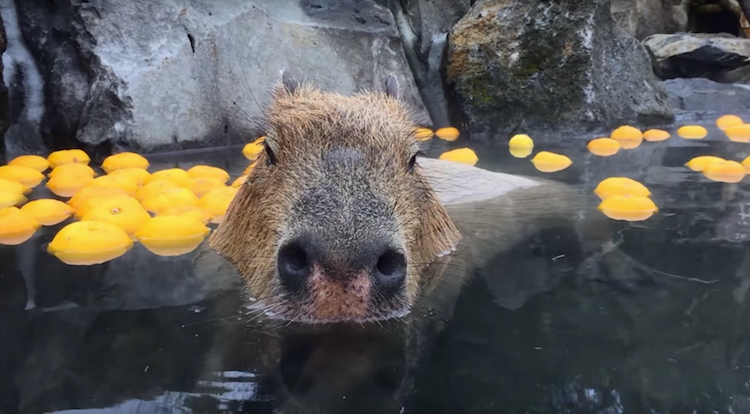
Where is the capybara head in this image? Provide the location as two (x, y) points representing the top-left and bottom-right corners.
(209, 71), (461, 323)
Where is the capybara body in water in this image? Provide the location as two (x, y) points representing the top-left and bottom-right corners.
(209, 71), (604, 325)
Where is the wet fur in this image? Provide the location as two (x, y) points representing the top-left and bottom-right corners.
(209, 73), (460, 323)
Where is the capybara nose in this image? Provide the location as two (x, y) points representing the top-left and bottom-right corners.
(278, 235), (407, 294)
(278, 240), (311, 290)
(373, 249), (407, 294)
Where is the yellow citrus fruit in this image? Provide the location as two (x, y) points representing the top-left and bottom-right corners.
(134, 179), (178, 202)
(82, 200), (152, 238)
(89, 175), (139, 195)
(108, 167), (152, 186)
(145, 168), (190, 186)
(610, 126), (643, 150)
(242, 137), (266, 161)
(530, 151), (573, 173)
(414, 127), (434, 141)
(157, 205), (214, 225)
(198, 186), (239, 224)
(141, 187), (199, 214)
(508, 134), (534, 158)
(74, 195), (142, 220)
(716, 115), (743, 131)
(742, 155), (750, 173)
(438, 148), (479, 166)
(68, 186), (128, 211)
(0, 178), (31, 195)
(48, 163), (96, 178)
(587, 138), (621, 157)
(725, 124), (750, 143)
(101, 152), (150, 173)
(677, 125), (708, 139)
(435, 127), (460, 142)
(47, 149), (90, 168)
(643, 129), (670, 142)
(702, 160), (746, 183)
(181, 177), (227, 197)
(598, 195), (658, 221)
(45, 172), (94, 198)
(135, 215), (211, 256)
(0, 207), (40, 245)
(20, 199), (74, 226)
(186, 165), (230, 184)
(593, 177), (651, 200)
(9, 155), (50, 172)
(47, 221), (133, 265)
(0, 165), (45, 188)
(0, 190), (27, 208)
(685, 156), (726, 172)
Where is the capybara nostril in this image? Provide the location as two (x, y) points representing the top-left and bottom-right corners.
(278, 240), (310, 290)
(373, 249), (407, 293)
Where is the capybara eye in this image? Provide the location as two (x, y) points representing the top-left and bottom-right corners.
(408, 151), (422, 173)
(265, 145), (277, 166)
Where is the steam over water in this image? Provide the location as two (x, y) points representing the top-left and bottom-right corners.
(2, 123), (750, 414)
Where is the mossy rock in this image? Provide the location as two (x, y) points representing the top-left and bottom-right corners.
(446, 0), (674, 143)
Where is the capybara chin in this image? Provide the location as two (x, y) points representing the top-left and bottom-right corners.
(209, 71), (461, 324)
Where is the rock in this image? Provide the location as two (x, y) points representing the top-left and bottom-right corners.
(401, 0), (472, 56)
(610, 0), (687, 40)
(0, 10), (8, 154)
(644, 33), (750, 81)
(12, 0), (428, 153)
(394, 0), (472, 127)
(661, 77), (750, 121)
(1, 0), (45, 155)
(446, 0), (674, 144)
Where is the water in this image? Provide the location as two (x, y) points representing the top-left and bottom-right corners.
(2, 123), (750, 414)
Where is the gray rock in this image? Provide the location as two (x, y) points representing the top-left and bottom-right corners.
(0, 10), (8, 153)
(393, 0), (472, 128)
(610, 0), (687, 40)
(1, 0), (46, 155)
(644, 33), (750, 81)
(401, 0), (471, 56)
(661, 77), (750, 121)
(445, 0), (674, 144)
(12, 0), (428, 153)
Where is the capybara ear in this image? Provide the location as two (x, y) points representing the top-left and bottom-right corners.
(281, 69), (300, 94)
(384, 73), (401, 100)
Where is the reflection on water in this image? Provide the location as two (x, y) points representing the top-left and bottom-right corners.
(2, 123), (750, 414)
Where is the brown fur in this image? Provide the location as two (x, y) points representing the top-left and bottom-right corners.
(209, 74), (461, 323)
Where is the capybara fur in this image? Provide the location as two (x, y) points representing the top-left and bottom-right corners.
(210, 72), (461, 323)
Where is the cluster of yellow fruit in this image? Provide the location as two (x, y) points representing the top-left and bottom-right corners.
(685, 155), (750, 183)
(414, 127), (480, 166)
(594, 177), (658, 222)
(506, 134), (574, 173)
(504, 114), (750, 222)
(584, 115), (750, 157)
(0, 145), (253, 266)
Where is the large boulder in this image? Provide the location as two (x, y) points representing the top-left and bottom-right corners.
(644, 33), (750, 82)
(13, 0), (428, 153)
(446, 0), (675, 144)
(610, 0), (687, 40)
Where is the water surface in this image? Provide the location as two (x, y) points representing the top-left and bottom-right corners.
(2, 123), (750, 414)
